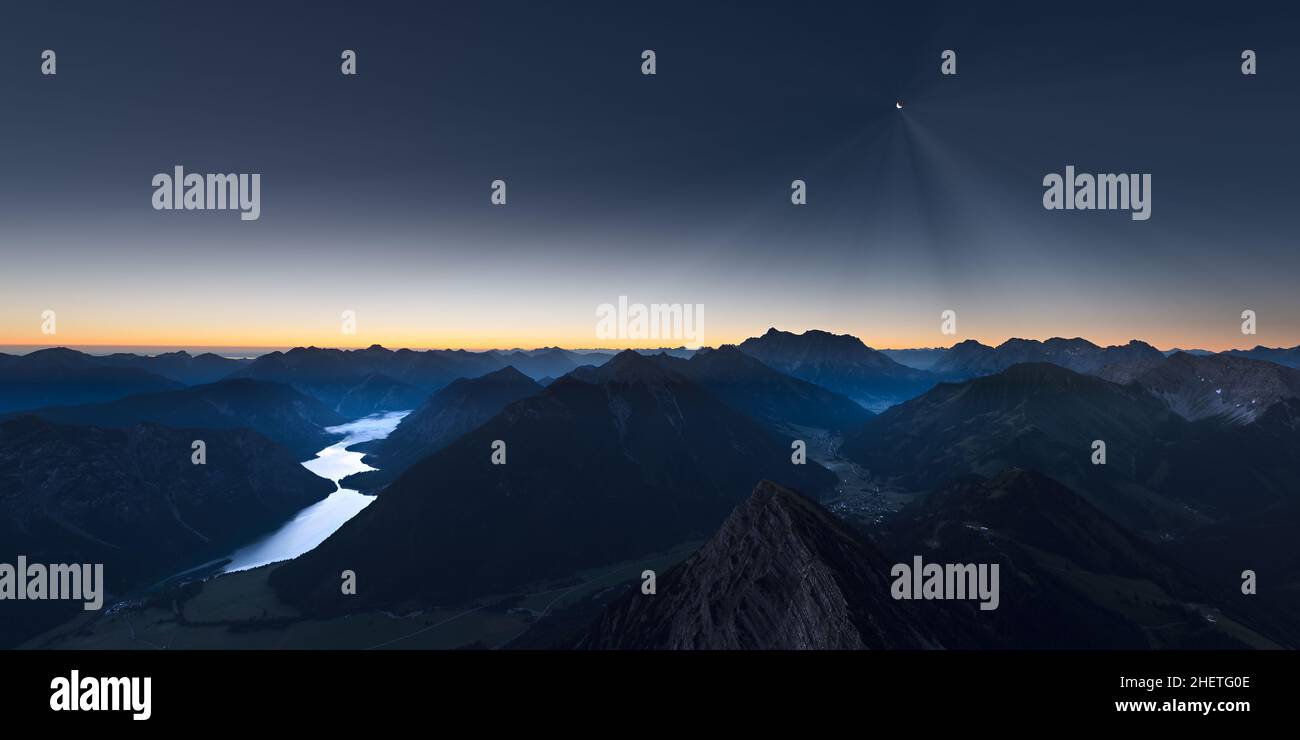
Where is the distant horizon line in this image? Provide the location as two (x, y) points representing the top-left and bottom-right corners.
(2, 333), (1294, 358)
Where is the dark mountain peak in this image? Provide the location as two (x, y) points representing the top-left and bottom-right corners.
(650, 346), (873, 431)
(703, 343), (742, 354)
(841, 361), (1177, 533)
(19, 347), (91, 367)
(984, 361), (1088, 385)
(951, 338), (990, 349)
(686, 344), (753, 365)
(737, 479), (859, 539)
(339, 365), (544, 492)
(591, 348), (682, 385)
(581, 479), (966, 650)
(946, 361), (1137, 404)
(747, 326), (869, 349)
(478, 365), (535, 384)
(1045, 336), (1101, 348)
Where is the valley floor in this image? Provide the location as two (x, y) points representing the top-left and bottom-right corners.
(21, 544), (698, 650)
(793, 424), (916, 528)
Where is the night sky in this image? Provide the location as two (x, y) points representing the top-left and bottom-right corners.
(1, 1), (1297, 350)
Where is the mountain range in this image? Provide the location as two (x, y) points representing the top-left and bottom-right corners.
(930, 337), (1167, 381)
(643, 345), (873, 433)
(270, 350), (838, 614)
(6, 330), (1300, 651)
(879, 469), (1265, 648)
(581, 479), (980, 649)
(0, 415), (333, 647)
(736, 328), (935, 411)
(0, 348), (181, 414)
(6, 378), (345, 460)
(341, 366), (543, 491)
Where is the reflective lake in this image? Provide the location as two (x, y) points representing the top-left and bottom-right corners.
(221, 409), (410, 573)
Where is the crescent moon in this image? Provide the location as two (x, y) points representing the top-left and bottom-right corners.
(895, 101), (903, 109)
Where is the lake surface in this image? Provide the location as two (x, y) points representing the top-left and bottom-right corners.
(221, 410), (410, 573)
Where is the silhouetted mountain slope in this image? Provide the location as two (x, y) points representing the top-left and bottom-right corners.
(1153, 397), (1300, 518)
(492, 349), (581, 380)
(932, 338), (1165, 381)
(879, 347), (947, 370)
(1168, 499), (1300, 647)
(1151, 398), (1300, 645)
(342, 367), (542, 491)
(0, 348), (181, 413)
(1222, 344), (1300, 369)
(233, 346), (440, 416)
(330, 372), (424, 418)
(736, 328), (934, 411)
(0, 416), (334, 647)
(881, 469), (1261, 649)
(842, 363), (1188, 534)
(582, 480), (980, 649)
(94, 350), (250, 384)
(844, 361), (1300, 537)
(648, 345), (873, 433)
(12, 378), (345, 460)
(1130, 352), (1300, 423)
(271, 351), (836, 613)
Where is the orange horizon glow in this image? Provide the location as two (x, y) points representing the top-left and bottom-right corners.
(0, 329), (1291, 354)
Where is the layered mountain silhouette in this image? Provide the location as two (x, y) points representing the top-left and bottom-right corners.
(271, 350), (836, 613)
(233, 347), (433, 416)
(582, 479), (982, 649)
(1150, 396), (1300, 519)
(1127, 352), (1300, 424)
(0, 416), (334, 647)
(341, 366), (543, 491)
(9, 378), (346, 460)
(491, 349), (585, 379)
(844, 360), (1300, 533)
(880, 469), (1263, 648)
(235, 344), (613, 415)
(841, 363), (1188, 534)
(92, 350), (251, 384)
(879, 347), (948, 370)
(0, 348), (181, 413)
(931, 337), (1166, 381)
(1222, 344), (1300, 369)
(582, 471), (1279, 650)
(736, 328), (934, 411)
(642, 345), (873, 433)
